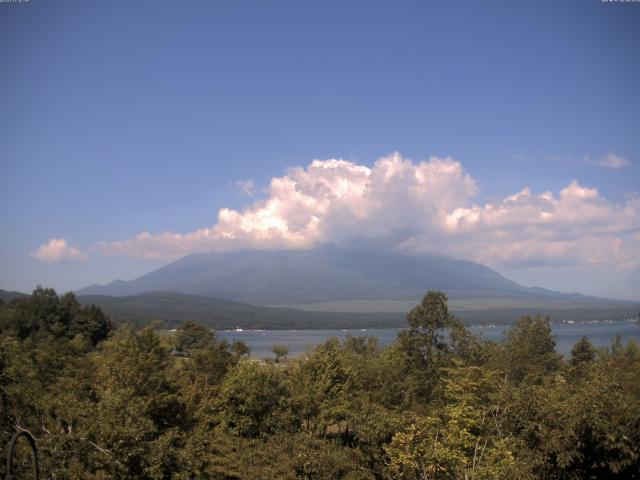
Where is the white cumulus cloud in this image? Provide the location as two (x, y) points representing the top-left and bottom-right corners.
(585, 153), (631, 169)
(31, 238), (88, 263)
(92, 153), (640, 269)
(427, 180), (640, 268)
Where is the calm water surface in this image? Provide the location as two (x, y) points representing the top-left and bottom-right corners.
(219, 322), (640, 358)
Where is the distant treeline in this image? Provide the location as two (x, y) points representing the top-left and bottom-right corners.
(77, 291), (640, 329)
(1, 288), (640, 479)
(77, 292), (408, 329)
(2, 288), (638, 330)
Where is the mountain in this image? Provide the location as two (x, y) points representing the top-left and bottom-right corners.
(0, 289), (28, 303)
(76, 246), (608, 307)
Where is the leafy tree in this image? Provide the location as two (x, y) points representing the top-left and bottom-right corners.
(570, 335), (596, 366)
(449, 320), (488, 366)
(179, 337), (236, 422)
(271, 344), (289, 363)
(216, 361), (289, 437)
(397, 291), (456, 404)
(90, 326), (187, 478)
(2, 285), (640, 479)
(501, 315), (561, 383)
(385, 365), (524, 479)
(231, 339), (251, 357)
(175, 424), (243, 479)
(505, 367), (640, 479)
(227, 432), (375, 480)
(176, 320), (214, 352)
(70, 303), (113, 345)
(0, 288), (111, 345)
(290, 337), (358, 436)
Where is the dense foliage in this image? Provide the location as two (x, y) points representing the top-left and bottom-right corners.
(1, 289), (639, 479)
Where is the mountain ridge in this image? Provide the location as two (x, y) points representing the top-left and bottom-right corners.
(75, 246), (611, 307)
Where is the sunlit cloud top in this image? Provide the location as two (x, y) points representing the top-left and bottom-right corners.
(84, 153), (640, 270)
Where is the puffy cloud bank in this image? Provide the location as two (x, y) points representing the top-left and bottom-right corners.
(93, 153), (640, 269)
(31, 238), (88, 263)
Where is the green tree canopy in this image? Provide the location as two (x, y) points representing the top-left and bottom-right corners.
(0, 287), (112, 345)
(570, 335), (596, 366)
(501, 315), (561, 383)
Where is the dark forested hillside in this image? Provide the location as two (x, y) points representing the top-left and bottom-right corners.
(2, 288), (640, 479)
(76, 291), (640, 329)
(0, 289), (28, 303)
(77, 291), (406, 329)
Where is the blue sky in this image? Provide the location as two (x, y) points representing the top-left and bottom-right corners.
(1, 0), (639, 299)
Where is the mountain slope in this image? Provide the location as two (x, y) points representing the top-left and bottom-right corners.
(77, 291), (405, 329)
(76, 246), (600, 306)
(0, 289), (29, 303)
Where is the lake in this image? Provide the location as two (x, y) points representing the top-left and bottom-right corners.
(219, 322), (640, 358)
